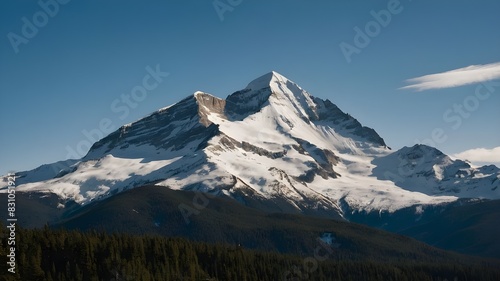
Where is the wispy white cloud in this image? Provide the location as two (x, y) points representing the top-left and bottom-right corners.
(400, 62), (500, 91)
(452, 146), (500, 166)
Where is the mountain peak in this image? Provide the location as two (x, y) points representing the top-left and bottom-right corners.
(245, 71), (290, 91)
(5, 72), (500, 218)
(400, 144), (445, 159)
(226, 71), (312, 120)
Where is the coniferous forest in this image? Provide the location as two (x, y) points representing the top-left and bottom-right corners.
(1, 223), (500, 281)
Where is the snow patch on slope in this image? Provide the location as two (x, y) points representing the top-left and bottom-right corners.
(12, 154), (180, 203)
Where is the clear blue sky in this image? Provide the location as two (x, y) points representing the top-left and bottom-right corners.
(1, 0), (499, 175)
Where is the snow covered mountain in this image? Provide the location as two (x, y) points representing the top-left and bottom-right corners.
(2, 71), (499, 219)
(373, 144), (500, 198)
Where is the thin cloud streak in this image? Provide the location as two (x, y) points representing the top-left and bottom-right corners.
(400, 62), (500, 91)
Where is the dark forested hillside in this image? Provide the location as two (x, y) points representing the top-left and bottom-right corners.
(1, 224), (500, 281)
(399, 199), (500, 259)
(2, 186), (500, 280)
(51, 185), (497, 262)
(345, 199), (500, 259)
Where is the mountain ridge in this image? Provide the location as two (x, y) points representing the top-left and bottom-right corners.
(1, 71), (498, 221)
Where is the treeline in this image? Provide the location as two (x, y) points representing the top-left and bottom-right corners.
(1, 224), (499, 281)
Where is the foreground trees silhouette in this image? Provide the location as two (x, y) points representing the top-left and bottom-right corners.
(1, 223), (499, 281)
